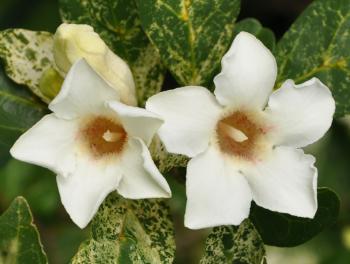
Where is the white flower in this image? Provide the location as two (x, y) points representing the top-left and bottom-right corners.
(10, 59), (171, 228)
(53, 23), (137, 106)
(146, 32), (335, 229)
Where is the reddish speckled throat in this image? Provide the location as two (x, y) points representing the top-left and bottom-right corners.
(82, 116), (127, 158)
(216, 111), (264, 160)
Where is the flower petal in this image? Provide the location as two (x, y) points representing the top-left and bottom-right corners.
(214, 32), (277, 109)
(107, 101), (163, 146)
(10, 114), (78, 177)
(49, 59), (119, 119)
(57, 157), (122, 228)
(146, 86), (222, 157)
(265, 78), (335, 148)
(54, 23), (137, 106)
(117, 138), (171, 199)
(185, 147), (252, 229)
(244, 146), (317, 218)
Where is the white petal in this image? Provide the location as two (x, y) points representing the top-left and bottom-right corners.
(103, 49), (137, 106)
(49, 59), (119, 119)
(117, 138), (171, 199)
(214, 32), (277, 109)
(57, 157), (122, 228)
(53, 24), (137, 106)
(265, 78), (335, 148)
(244, 146), (317, 218)
(146, 86), (222, 157)
(185, 147), (252, 229)
(107, 101), (163, 146)
(10, 114), (78, 177)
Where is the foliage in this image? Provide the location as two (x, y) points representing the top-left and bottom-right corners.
(200, 220), (266, 264)
(0, 65), (47, 149)
(250, 187), (340, 247)
(0, 29), (61, 103)
(136, 0), (241, 86)
(233, 18), (276, 52)
(275, 0), (350, 117)
(72, 193), (175, 264)
(0, 197), (47, 264)
(0, 159), (59, 217)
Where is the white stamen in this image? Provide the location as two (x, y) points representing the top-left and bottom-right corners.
(102, 130), (122, 142)
(222, 123), (248, 142)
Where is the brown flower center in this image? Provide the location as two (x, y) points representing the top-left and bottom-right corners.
(82, 116), (127, 157)
(216, 111), (264, 160)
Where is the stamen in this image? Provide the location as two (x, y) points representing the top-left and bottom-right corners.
(103, 130), (123, 142)
(220, 123), (248, 143)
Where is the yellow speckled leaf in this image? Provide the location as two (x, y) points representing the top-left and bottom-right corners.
(0, 29), (62, 103)
(72, 193), (175, 264)
(136, 0), (241, 86)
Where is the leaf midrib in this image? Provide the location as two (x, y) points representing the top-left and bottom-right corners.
(156, 0), (197, 83)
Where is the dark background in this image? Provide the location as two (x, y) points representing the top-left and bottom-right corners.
(0, 0), (313, 36)
(1, 1), (349, 263)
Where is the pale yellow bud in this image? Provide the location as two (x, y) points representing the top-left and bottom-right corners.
(53, 23), (137, 106)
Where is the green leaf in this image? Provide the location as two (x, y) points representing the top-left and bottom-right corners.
(0, 29), (62, 103)
(0, 159), (59, 217)
(59, 0), (165, 106)
(149, 136), (188, 173)
(275, 0), (350, 117)
(0, 197), (47, 264)
(72, 193), (175, 264)
(250, 187), (340, 247)
(200, 219), (266, 264)
(136, 0), (240, 86)
(233, 18), (276, 52)
(0, 150), (10, 167)
(0, 65), (48, 148)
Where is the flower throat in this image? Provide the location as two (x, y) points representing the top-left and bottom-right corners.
(216, 111), (264, 160)
(83, 116), (127, 157)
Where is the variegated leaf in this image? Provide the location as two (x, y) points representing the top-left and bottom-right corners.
(200, 220), (266, 264)
(59, 0), (165, 106)
(72, 193), (175, 264)
(136, 0), (241, 86)
(149, 136), (188, 173)
(0, 29), (62, 103)
(275, 0), (350, 117)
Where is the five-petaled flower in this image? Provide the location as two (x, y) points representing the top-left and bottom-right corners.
(10, 59), (171, 228)
(146, 32), (335, 229)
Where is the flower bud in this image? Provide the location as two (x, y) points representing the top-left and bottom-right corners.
(53, 23), (137, 106)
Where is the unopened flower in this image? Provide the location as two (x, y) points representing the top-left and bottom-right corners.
(146, 32), (335, 229)
(53, 23), (137, 106)
(10, 59), (171, 228)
